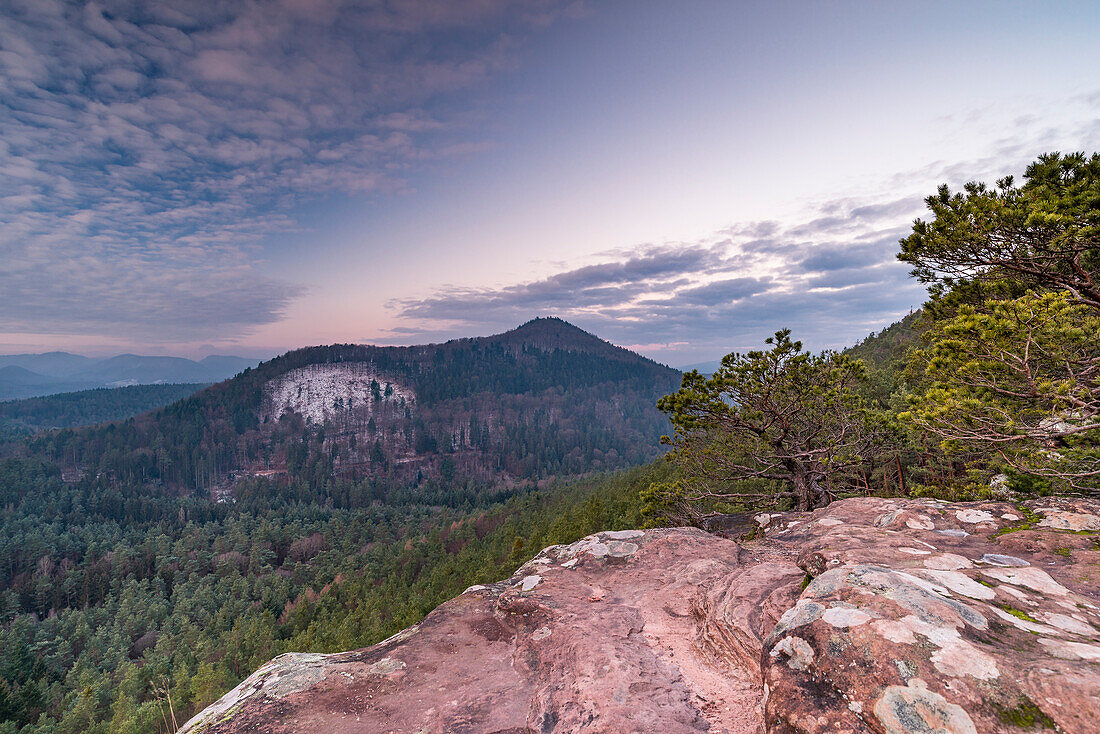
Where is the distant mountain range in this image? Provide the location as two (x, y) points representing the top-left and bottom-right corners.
(676, 359), (722, 375)
(0, 351), (259, 400)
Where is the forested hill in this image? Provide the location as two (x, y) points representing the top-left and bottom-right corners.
(843, 310), (924, 410)
(844, 310), (922, 370)
(249, 316), (676, 404)
(25, 318), (681, 502)
(0, 318), (678, 733)
(0, 383), (208, 442)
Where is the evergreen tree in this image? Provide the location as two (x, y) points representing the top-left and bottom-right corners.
(652, 330), (880, 514)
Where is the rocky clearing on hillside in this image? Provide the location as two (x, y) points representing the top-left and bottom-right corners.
(179, 496), (1100, 733)
(262, 363), (413, 425)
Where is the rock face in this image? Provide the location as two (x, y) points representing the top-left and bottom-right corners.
(262, 363), (414, 425)
(179, 497), (1100, 733)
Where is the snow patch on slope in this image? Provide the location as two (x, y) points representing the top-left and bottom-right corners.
(262, 363), (414, 424)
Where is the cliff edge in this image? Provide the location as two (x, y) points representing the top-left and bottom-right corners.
(179, 496), (1100, 733)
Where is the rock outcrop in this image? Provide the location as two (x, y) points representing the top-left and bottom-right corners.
(179, 497), (1100, 733)
(262, 363), (414, 425)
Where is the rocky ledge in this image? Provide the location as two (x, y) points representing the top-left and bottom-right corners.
(179, 497), (1100, 733)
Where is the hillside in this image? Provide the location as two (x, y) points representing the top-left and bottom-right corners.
(845, 309), (923, 370)
(673, 312), (924, 378)
(27, 318), (681, 502)
(0, 366), (98, 401)
(0, 383), (208, 441)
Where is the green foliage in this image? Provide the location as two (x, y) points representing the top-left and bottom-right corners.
(895, 151), (1100, 494)
(0, 385), (207, 442)
(654, 329), (880, 514)
(650, 151), (1100, 525)
(0, 453), (657, 732)
(845, 311), (923, 408)
(899, 151), (1100, 311)
(901, 278), (1100, 491)
(906, 481), (996, 503)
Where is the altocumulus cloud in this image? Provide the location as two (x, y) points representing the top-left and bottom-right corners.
(0, 0), (577, 340)
(390, 193), (930, 362)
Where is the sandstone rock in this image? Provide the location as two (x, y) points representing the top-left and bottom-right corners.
(181, 499), (1100, 733)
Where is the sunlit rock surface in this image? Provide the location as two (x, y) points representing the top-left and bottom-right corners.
(180, 497), (1100, 733)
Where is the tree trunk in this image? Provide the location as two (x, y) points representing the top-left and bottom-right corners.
(810, 476), (829, 509)
(792, 473), (813, 511)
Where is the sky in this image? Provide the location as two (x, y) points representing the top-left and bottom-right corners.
(2, 0), (1099, 366)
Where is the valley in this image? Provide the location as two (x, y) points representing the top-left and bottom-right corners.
(0, 320), (680, 733)
(4, 4), (1097, 732)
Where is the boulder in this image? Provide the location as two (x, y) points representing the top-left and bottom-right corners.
(180, 497), (1100, 733)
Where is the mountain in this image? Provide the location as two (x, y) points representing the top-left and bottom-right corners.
(486, 317), (655, 359)
(29, 318), (681, 502)
(0, 365), (52, 386)
(676, 359), (722, 375)
(74, 354), (256, 385)
(0, 351), (94, 377)
(0, 351), (259, 399)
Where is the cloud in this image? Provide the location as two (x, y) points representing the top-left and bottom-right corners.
(674, 277), (772, 306)
(398, 246), (726, 320)
(0, 0), (575, 341)
(388, 85), (1100, 365)
(389, 192), (930, 361)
